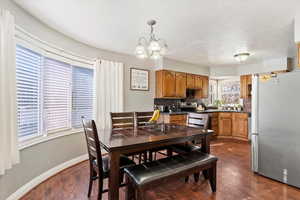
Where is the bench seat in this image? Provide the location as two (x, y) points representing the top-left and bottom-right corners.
(124, 151), (218, 200)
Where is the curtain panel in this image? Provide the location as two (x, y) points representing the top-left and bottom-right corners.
(0, 10), (20, 175)
(93, 59), (124, 129)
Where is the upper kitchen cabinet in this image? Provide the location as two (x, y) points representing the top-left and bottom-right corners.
(175, 72), (187, 98)
(201, 76), (209, 98)
(186, 74), (195, 89)
(156, 70), (176, 98)
(194, 75), (203, 89)
(240, 75), (252, 99)
(155, 69), (208, 99)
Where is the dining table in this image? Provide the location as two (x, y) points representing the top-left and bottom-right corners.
(96, 123), (214, 200)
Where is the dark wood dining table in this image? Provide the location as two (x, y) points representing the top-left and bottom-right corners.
(96, 123), (214, 200)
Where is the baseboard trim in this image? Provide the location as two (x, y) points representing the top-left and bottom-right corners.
(6, 154), (88, 200)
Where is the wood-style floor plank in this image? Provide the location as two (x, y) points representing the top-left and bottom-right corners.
(20, 139), (300, 200)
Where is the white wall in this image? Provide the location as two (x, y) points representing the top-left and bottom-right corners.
(163, 58), (209, 75)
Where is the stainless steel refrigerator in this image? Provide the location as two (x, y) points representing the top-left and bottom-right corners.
(251, 71), (300, 188)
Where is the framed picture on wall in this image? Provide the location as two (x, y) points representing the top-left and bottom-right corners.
(130, 68), (150, 91)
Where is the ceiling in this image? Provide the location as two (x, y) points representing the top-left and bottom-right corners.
(14, 0), (300, 67)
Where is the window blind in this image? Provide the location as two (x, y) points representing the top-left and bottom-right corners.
(72, 67), (94, 128)
(16, 45), (42, 138)
(43, 57), (72, 133)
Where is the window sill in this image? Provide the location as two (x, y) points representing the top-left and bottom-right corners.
(18, 129), (83, 150)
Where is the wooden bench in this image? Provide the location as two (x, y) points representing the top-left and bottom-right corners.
(124, 151), (218, 200)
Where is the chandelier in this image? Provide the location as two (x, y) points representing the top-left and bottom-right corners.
(135, 20), (168, 60)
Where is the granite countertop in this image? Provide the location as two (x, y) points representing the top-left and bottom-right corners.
(161, 110), (250, 115)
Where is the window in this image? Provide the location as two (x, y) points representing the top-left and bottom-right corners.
(16, 44), (94, 141)
(72, 67), (94, 128)
(16, 45), (42, 139)
(43, 58), (72, 133)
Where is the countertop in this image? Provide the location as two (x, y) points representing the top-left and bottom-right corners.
(161, 110), (251, 116)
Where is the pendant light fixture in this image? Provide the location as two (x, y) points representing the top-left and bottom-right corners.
(135, 20), (168, 60)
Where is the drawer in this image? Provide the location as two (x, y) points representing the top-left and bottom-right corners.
(169, 114), (186, 121)
(219, 112), (232, 118)
(211, 113), (219, 118)
(211, 118), (218, 125)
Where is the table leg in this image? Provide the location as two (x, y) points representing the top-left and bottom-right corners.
(201, 135), (211, 179)
(201, 135), (211, 154)
(108, 151), (120, 200)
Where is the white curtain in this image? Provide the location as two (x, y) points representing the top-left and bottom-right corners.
(0, 10), (20, 175)
(93, 59), (124, 129)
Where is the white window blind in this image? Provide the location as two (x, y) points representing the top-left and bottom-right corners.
(16, 45), (42, 139)
(72, 67), (94, 128)
(43, 57), (72, 133)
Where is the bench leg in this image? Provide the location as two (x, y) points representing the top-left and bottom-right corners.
(125, 176), (135, 200)
(194, 172), (200, 182)
(137, 188), (146, 200)
(208, 163), (217, 192)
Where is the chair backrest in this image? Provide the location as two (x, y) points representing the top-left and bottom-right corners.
(135, 111), (154, 127)
(187, 113), (209, 129)
(110, 112), (135, 130)
(82, 118), (103, 173)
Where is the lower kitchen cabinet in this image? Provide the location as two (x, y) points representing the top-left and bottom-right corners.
(210, 112), (249, 141)
(218, 113), (232, 136)
(232, 113), (248, 139)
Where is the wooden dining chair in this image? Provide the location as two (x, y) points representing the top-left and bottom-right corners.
(171, 113), (210, 182)
(110, 112), (135, 130)
(82, 118), (135, 200)
(110, 112), (147, 164)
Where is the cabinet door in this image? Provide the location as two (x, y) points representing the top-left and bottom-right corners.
(194, 75), (203, 89)
(232, 113), (248, 139)
(186, 74), (195, 89)
(175, 72), (187, 98)
(218, 113), (232, 136)
(201, 76), (209, 98)
(240, 75), (247, 99)
(162, 70), (176, 97)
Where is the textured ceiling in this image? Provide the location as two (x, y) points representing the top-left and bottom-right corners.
(14, 0), (300, 67)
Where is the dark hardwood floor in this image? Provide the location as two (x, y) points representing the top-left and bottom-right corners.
(20, 139), (300, 200)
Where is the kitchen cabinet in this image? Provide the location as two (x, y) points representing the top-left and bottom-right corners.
(240, 75), (252, 99)
(210, 113), (219, 136)
(195, 75), (209, 99)
(156, 70), (176, 98)
(160, 114), (187, 125)
(186, 74), (195, 89)
(201, 76), (209, 98)
(175, 72), (187, 98)
(218, 113), (232, 136)
(232, 113), (248, 139)
(194, 75), (203, 89)
(155, 70), (209, 99)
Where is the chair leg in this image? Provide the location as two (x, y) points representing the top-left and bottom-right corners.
(138, 154), (142, 164)
(88, 167), (96, 197)
(185, 176), (189, 183)
(143, 152), (147, 163)
(98, 177), (103, 200)
(209, 163), (217, 192)
(149, 151), (153, 162)
(203, 170), (209, 179)
(194, 172), (200, 182)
